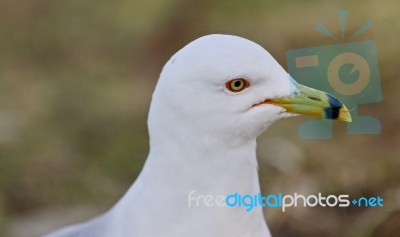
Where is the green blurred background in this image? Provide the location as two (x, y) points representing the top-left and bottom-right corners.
(0, 0), (399, 236)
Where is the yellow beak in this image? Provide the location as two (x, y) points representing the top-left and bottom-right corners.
(259, 81), (352, 122)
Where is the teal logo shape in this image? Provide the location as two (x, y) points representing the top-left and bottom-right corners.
(287, 10), (382, 139)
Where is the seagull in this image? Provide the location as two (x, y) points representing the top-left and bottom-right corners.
(44, 34), (351, 237)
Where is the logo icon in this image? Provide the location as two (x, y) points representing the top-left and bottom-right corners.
(287, 10), (382, 139)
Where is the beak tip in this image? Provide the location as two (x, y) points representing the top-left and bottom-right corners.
(338, 106), (352, 122)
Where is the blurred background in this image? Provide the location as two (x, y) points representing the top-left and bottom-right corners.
(0, 0), (399, 236)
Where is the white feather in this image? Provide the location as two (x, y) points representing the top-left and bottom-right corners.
(44, 34), (294, 237)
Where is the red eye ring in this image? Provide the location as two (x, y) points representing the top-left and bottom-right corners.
(225, 78), (250, 92)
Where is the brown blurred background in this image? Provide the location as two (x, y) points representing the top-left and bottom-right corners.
(0, 0), (399, 236)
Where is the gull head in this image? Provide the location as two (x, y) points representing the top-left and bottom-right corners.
(148, 34), (351, 142)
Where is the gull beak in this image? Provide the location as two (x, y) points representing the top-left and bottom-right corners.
(255, 80), (352, 122)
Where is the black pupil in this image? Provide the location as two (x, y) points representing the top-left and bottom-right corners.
(234, 80), (242, 88)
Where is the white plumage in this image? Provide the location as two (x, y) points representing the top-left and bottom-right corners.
(44, 34), (349, 237)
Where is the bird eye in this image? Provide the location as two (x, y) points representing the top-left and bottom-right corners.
(225, 78), (250, 92)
